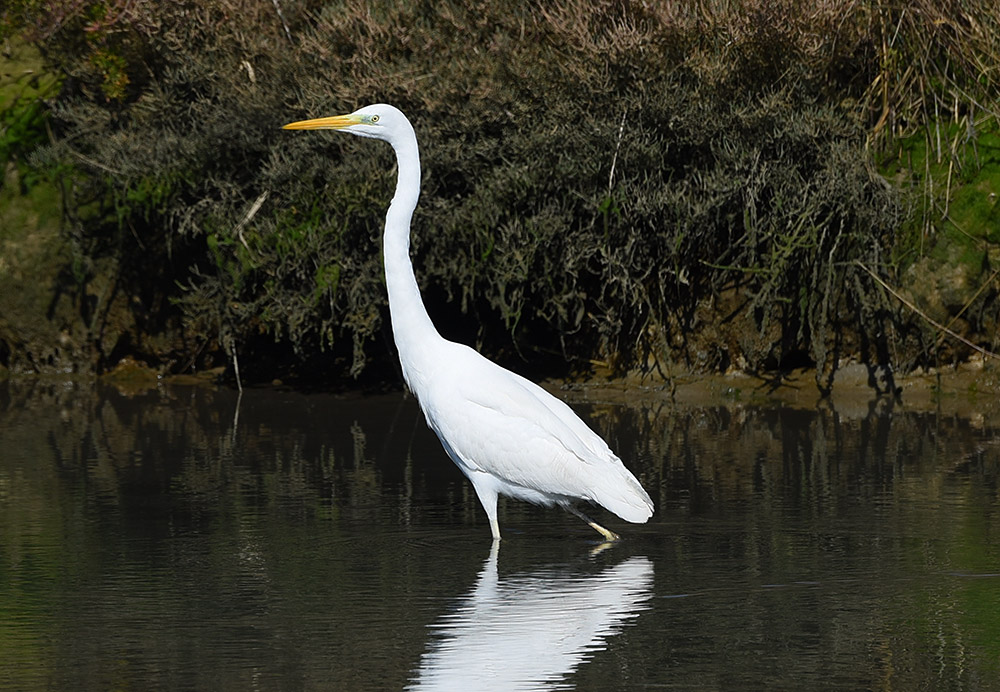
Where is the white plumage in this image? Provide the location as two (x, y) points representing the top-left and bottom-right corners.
(284, 104), (654, 540)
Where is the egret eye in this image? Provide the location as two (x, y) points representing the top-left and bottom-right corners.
(370, 114), (380, 123)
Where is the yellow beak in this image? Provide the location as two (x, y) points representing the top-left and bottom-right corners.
(282, 114), (362, 130)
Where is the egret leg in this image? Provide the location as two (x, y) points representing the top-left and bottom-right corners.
(470, 477), (502, 541)
(566, 506), (621, 542)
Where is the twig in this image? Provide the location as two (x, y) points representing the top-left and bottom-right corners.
(933, 267), (1000, 352)
(856, 261), (999, 360)
(607, 108), (627, 195)
(234, 190), (268, 252)
(240, 59), (256, 85)
(271, 0), (293, 43)
(70, 149), (121, 175)
(229, 336), (244, 393)
(232, 388), (243, 443)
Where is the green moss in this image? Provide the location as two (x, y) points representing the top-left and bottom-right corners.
(1, 39), (59, 186)
(885, 123), (1000, 252)
(946, 130), (1000, 244)
(0, 166), (61, 240)
(0, 41), (67, 306)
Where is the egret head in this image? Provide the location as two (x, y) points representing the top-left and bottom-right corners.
(282, 103), (407, 143)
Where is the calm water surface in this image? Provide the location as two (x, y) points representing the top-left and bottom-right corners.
(1, 381), (999, 690)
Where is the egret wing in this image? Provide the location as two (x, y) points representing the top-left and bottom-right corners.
(422, 345), (616, 493)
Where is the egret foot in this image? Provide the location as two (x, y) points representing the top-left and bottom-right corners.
(566, 506), (621, 542)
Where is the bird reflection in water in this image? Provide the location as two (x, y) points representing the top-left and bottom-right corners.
(407, 545), (653, 691)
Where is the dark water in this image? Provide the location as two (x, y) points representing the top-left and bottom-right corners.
(1, 381), (999, 691)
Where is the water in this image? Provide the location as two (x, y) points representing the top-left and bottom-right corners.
(1, 380), (999, 690)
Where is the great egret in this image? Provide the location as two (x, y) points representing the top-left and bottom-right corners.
(283, 104), (653, 541)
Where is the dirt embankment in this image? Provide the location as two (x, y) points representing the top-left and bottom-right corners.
(82, 351), (1000, 428)
(553, 359), (1000, 426)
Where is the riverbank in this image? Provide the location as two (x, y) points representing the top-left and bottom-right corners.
(3, 4), (998, 384)
(553, 360), (1000, 425)
(4, 357), (997, 429)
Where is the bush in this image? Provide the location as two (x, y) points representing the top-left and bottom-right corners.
(4, 0), (998, 384)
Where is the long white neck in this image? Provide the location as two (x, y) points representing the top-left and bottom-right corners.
(383, 125), (443, 393)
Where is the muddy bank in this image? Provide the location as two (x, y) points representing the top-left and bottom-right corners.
(7, 358), (997, 430)
(553, 360), (1000, 426)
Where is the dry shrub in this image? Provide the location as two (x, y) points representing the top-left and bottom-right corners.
(8, 0), (997, 384)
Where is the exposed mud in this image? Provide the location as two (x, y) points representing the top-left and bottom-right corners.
(39, 352), (1000, 431)
(552, 359), (1000, 426)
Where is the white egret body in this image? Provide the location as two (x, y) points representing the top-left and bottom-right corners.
(284, 104), (654, 540)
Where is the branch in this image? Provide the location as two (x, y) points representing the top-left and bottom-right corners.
(856, 261), (999, 360)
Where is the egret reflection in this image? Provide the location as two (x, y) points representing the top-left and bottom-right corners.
(408, 546), (653, 691)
